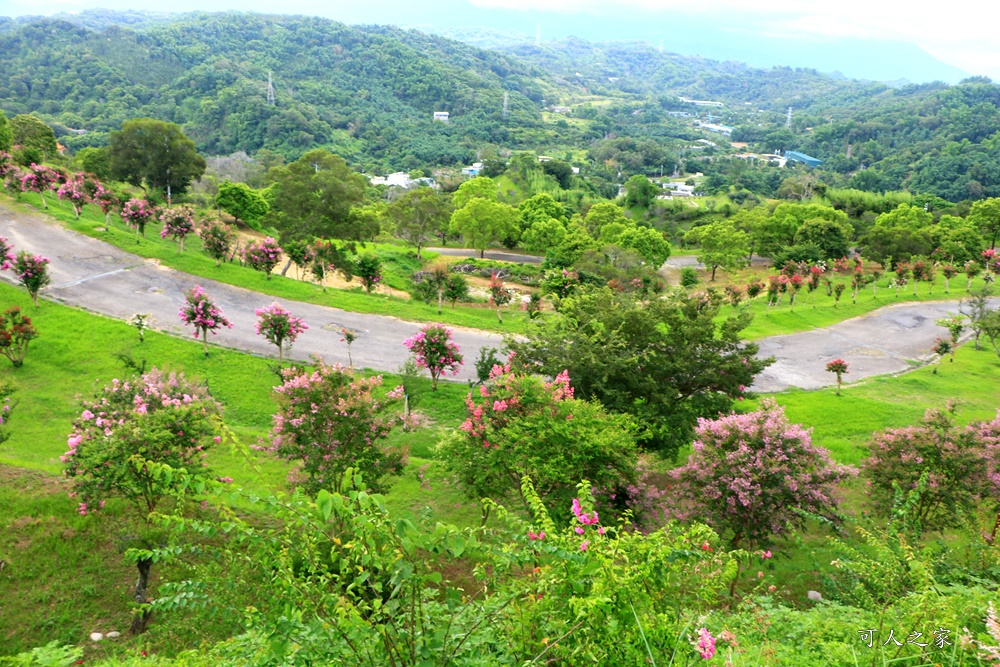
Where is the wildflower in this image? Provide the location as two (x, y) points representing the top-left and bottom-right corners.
(696, 627), (716, 660)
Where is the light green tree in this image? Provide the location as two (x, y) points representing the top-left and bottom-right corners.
(685, 220), (750, 280)
(452, 176), (498, 209)
(583, 201), (628, 236)
(449, 198), (520, 258)
(216, 181), (271, 229)
(521, 217), (567, 254)
(969, 198), (1000, 249)
(386, 187), (450, 259)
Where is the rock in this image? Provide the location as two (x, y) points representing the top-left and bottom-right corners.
(89, 632), (104, 641)
(106, 631), (121, 638)
(807, 590), (823, 602)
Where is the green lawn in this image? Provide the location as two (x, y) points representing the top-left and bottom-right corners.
(759, 344), (1000, 465)
(0, 191), (531, 334)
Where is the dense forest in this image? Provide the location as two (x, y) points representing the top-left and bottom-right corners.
(3, 10), (1000, 201)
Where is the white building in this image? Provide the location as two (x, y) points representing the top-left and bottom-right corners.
(433, 111), (450, 123)
(461, 162), (484, 177)
(385, 172), (413, 188)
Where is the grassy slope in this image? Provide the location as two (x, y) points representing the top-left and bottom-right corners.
(0, 192), (530, 334)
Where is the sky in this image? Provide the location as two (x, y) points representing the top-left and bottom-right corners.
(0, 0), (994, 80)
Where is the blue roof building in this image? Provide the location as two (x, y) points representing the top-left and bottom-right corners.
(785, 151), (823, 168)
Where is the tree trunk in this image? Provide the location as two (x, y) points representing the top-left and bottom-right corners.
(202, 329), (209, 356)
(280, 258), (293, 276)
(437, 290), (443, 315)
(129, 557), (153, 636)
(711, 266), (717, 281)
(40, 193), (47, 210)
(480, 249), (485, 259)
(416, 245), (422, 260)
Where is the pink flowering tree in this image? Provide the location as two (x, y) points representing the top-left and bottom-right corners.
(198, 219), (237, 267)
(178, 285), (233, 356)
(402, 323), (463, 390)
(56, 174), (91, 219)
(0, 235), (14, 271)
(12, 251), (51, 306)
(825, 358), (849, 395)
(242, 236), (282, 279)
(265, 363), (408, 495)
(488, 271), (515, 323)
(158, 205), (196, 252)
(440, 359), (639, 520)
(862, 407), (1000, 531)
(20, 164), (59, 209)
(62, 368), (222, 635)
(121, 198), (155, 242)
(668, 399), (854, 548)
(0, 306), (39, 367)
(254, 302), (308, 361)
(4, 166), (24, 199)
(93, 186), (120, 230)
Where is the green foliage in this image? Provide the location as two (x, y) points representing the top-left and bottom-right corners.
(214, 181), (269, 229)
(0, 641), (83, 666)
(440, 365), (639, 516)
(449, 198), (520, 257)
(9, 114), (57, 165)
(109, 118), (206, 196)
(451, 176), (498, 208)
(385, 186), (449, 257)
(264, 149), (367, 241)
(510, 288), (771, 457)
(679, 266), (699, 287)
(74, 146), (112, 180)
(622, 173), (658, 208)
(684, 219), (750, 280)
(0, 109), (11, 152)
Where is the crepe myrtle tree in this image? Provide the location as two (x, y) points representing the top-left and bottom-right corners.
(178, 285), (233, 356)
(121, 198), (156, 242)
(0, 306), (39, 367)
(826, 358), (849, 395)
(403, 323), (463, 390)
(242, 237), (282, 279)
(159, 205), (196, 252)
(12, 251), (50, 306)
(254, 302), (308, 362)
(198, 219), (237, 267)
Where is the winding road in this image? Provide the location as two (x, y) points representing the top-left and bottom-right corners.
(1, 204), (991, 391)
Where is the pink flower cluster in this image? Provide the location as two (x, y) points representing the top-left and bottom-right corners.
(57, 175), (90, 218)
(0, 236), (14, 271)
(121, 198), (155, 233)
(159, 205), (196, 248)
(20, 164), (59, 195)
(696, 628), (716, 660)
(527, 531), (546, 541)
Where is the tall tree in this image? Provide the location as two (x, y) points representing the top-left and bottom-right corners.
(452, 176), (498, 209)
(685, 219), (750, 280)
(0, 110), (12, 152)
(109, 118), (206, 201)
(386, 187), (450, 259)
(265, 149), (367, 241)
(970, 198), (1000, 248)
(450, 198), (520, 258)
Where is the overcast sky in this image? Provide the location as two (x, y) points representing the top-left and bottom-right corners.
(1, 0), (994, 79)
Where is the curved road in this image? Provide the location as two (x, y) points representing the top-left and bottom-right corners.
(1, 204), (992, 391)
(426, 247), (544, 264)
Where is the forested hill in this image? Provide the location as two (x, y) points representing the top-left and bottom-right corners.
(0, 12), (560, 168)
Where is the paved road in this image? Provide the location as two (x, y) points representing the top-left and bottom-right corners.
(752, 299), (998, 392)
(662, 254), (771, 270)
(1, 204), (992, 392)
(0, 207), (503, 382)
(427, 247), (543, 264)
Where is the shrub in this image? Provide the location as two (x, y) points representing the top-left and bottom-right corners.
(0, 382), (15, 445)
(440, 360), (640, 519)
(0, 306), (38, 368)
(263, 363), (408, 495)
(668, 399), (854, 548)
(861, 407), (1000, 530)
(402, 323), (463, 390)
(254, 302), (308, 362)
(679, 266), (699, 287)
(354, 253), (382, 294)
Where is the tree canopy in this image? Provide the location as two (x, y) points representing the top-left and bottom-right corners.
(109, 118), (206, 196)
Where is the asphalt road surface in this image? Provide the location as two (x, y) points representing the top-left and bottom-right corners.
(1, 204), (990, 391)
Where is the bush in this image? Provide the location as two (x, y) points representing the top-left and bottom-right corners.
(0, 306), (39, 367)
(669, 399), (854, 548)
(861, 406), (1000, 530)
(679, 266), (699, 287)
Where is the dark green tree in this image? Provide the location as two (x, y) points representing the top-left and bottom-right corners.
(508, 288), (772, 458)
(0, 110), (12, 152)
(265, 149), (367, 241)
(109, 118), (206, 200)
(75, 147), (112, 181)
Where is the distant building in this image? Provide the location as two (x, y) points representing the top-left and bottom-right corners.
(667, 111), (692, 118)
(785, 151), (823, 168)
(571, 166), (580, 175)
(461, 162), (484, 177)
(663, 182), (695, 196)
(678, 96), (724, 107)
(551, 106), (571, 114)
(695, 139), (717, 147)
(696, 122), (733, 135)
(385, 172), (413, 188)
(433, 111), (450, 123)
(368, 175), (388, 186)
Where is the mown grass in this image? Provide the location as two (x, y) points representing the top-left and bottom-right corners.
(0, 191), (531, 334)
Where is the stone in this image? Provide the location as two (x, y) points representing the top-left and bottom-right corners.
(89, 632), (103, 641)
(106, 631), (121, 638)
(807, 590), (823, 601)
